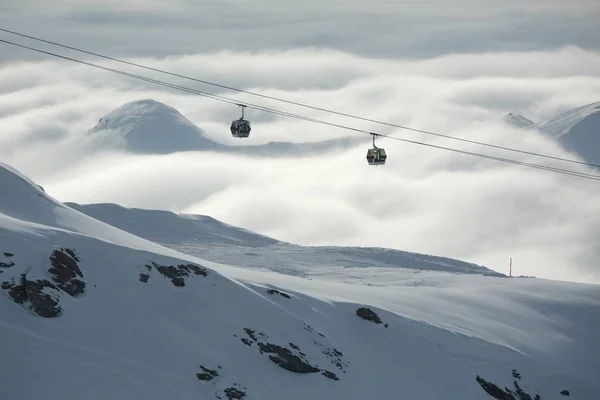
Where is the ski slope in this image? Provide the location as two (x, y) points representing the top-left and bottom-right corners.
(2, 162), (600, 400)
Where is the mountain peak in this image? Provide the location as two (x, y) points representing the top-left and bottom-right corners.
(503, 112), (535, 129)
(89, 99), (220, 154)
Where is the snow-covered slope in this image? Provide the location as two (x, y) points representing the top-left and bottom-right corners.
(536, 101), (600, 165)
(89, 99), (365, 156)
(2, 162), (600, 400)
(65, 202), (505, 277)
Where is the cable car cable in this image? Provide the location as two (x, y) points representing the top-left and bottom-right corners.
(2, 27), (599, 170)
(1, 38), (600, 182)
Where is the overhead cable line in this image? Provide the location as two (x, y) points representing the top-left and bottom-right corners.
(1, 27), (599, 170)
(1, 38), (600, 182)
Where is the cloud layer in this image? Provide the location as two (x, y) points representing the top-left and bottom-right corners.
(1, 42), (600, 284)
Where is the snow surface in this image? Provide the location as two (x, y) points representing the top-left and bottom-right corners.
(2, 162), (600, 400)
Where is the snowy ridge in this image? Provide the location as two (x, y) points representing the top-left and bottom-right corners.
(536, 101), (600, 138)
(2, 162), (600, 400)
(502, 101), (600, 165)
(65, 202), (504, 277)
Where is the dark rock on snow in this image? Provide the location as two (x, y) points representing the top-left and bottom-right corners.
(356, 307), (383, 324)
(145, 261), (208, 287)
(49, 248), (85, 297)
(224, 386), (246, 400)
(257, 342), (321, 373)
(139, 273), (150, 283)
(267, 288), (291, 299)
(2, 273), (62, 318)
(1, 251), (15, 268)
(560, 390), (570, 396)
(476, 369), (542, 400)
(196, 365), (219, 381)
(321, 370), (340, 381)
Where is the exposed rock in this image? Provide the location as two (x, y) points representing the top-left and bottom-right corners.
(476, 370), (543, 400)
(48, 248), (85, 297)
(25, 279), (62, 318)
(356, 307), (383, 324)
(196, 365), (219, 381)
(257, 342), (320, 373)
(322, 347), (348, 372)
(0, 252), (14, 268)
(224, 386), (246, 400)
(476, 375), (516, 400)
(243, 328), (258, 342)
(146, 261), (208, 287)
(2, 274), (62, 318)
(139, 273), (150, 283)
(321, 370), (340, 381)
(560, 390), (570, 396)
(267, 288), (291, 299)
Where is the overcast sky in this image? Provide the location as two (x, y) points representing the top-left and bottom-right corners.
(1, 0), (600, 61)
(1, 0), (600, 284)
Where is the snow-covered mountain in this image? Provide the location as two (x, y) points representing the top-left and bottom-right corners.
(89, 99), (365, 156)
(89, 98), (222, 153)
(536, 101), (600, 165)
(503, 101), (600, 166)
(65, 202), (505, 277)
(2, 161), (600, 400)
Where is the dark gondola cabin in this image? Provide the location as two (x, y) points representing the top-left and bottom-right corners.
(366, 147), (387, 165)
(230, 104), (251, 138)
(231, 118), (251, 138)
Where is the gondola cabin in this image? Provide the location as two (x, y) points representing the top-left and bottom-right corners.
(231, 118), (251, 138)
(366, 147), (387, 166)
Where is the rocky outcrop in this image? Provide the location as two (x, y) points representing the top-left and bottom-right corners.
(238, 325), (347, 381)
(223, 385), (247, 400)
(356, 307), (385, 325)
(257, 342), (321, 373)
(2, 273), (62, 318)
(476, 369), (543, 400)
(1, 251), (14, 269)
(196, 365), (220, 381)
(145, 261), (208, 287)
(48, 248), (85, 297)
(267, 288), (291, 299)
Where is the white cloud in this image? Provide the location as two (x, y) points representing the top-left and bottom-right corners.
(1, 44), (600, 285)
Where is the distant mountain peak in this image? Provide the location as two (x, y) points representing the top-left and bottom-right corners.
(503, 112), (535, 129)
(88, 98), (220, 154)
